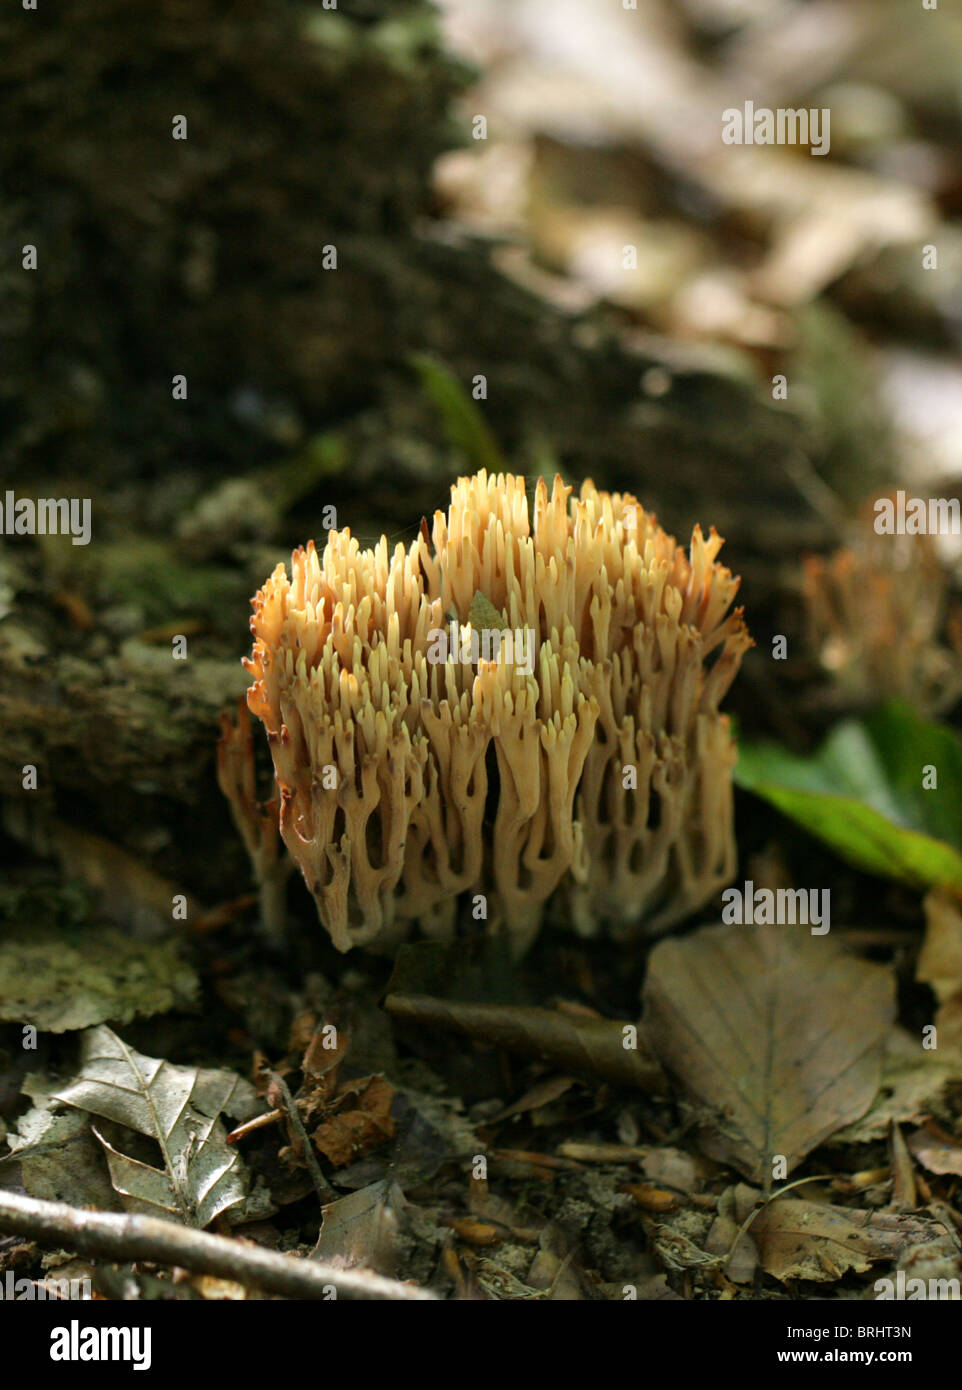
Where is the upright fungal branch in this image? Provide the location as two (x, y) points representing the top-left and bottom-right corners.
(803, 509), (962, 716)
(245, 471), (751, 954)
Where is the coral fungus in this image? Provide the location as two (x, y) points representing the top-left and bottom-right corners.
(246, 470), (750, 953)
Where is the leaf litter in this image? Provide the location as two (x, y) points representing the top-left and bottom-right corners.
(51, 1026), (264, 1228)
(642, 921), (896, 1183)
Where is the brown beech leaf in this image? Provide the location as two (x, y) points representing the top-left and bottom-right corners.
(706, 1185), (758, 1284)
(906, 1124), (962, 1177)
(917, 889), (962, 1002)
(312, 1180), (409, 1276)
(642, 923), (895, 1182)
(830, 1026), (962, 1144)
(917, 889), (962, 1051)
(749, 1198), (943, 1284)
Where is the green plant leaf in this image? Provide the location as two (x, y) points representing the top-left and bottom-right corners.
(735, 701), (962, 893)
(468, 589), (507, 632)
(410, 353), (508, 474)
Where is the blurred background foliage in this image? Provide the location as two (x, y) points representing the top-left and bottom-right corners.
(1, 0), (961, 911)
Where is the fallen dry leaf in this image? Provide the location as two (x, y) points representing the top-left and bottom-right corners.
(384, 995), (664, 1090)
(269, 1014), (398, 1173)
(52, 1026), (262, 1228)
(831, 1026), (962, 1143)
(527, 1222), (595, 1300)
(492, 1075), (576, 1122)
(642, 923), (895, 1182)
(748, 1197), (943, 1284)
(918, 889), (962, 1051)
(311, 1075), (396, 1168)
(896, 1232), (962, 1297)
(706, 1185), (758, 1284)
(889, 1122), (917, 1211)
(918, 889), (962, 1000)
(626, 1273), (684, 1301)
(907, 1125), (962, 1178)
(312, 1180), (408, 1276)
(641, 1147), (702, 1195)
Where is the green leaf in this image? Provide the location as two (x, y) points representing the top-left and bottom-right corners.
(468, 589), (507, 632)
(735, 701), (962, 893)
(410, 354), (508, 474)
(272, 431), (348, 514)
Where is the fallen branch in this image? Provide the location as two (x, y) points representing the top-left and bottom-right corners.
(384, 994), (665, 1091)
(0, 1190), (436, 1301)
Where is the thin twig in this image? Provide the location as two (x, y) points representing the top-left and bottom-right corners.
(0, 1190), (436, 1301)
(267, 1069), (337, 1205)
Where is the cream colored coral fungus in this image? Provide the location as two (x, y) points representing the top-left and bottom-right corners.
(245, 470), (751, 954)
(803, 505), (962, 716)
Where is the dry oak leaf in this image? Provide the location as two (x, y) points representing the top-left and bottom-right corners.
(642, 923), (895, 1182)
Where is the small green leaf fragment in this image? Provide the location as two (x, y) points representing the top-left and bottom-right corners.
(468, 590), (507, 632)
